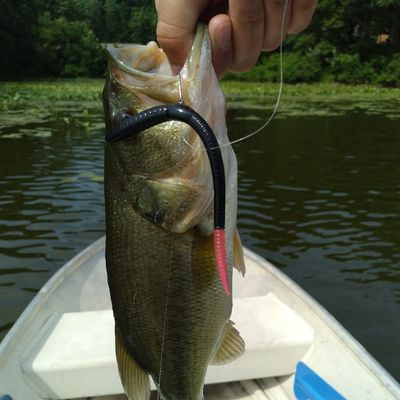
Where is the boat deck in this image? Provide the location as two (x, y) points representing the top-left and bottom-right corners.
(89, 377), (290, 400)
(1, 237), (399, 400)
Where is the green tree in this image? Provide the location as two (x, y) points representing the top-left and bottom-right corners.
(90, 0), (106, 40)
(2, 0), (399, 81)
(128, 3), (157, 43)
(104, 0), (120, 41)
(37, 13), (104, 77)
(38, 0), (61, 17)
(0, 0), (39, 78)
(58, 0), (92, 21)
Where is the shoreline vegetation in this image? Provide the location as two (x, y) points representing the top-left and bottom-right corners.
(1, 80), (399, 104)
(1, 81), (399, 122)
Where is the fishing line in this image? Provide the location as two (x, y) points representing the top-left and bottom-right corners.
(181, 0), (289, 150)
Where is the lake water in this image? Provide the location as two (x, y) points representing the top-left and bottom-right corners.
(0, 84), (399, 381)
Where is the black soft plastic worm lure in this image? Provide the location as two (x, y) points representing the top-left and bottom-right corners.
(105, 103), (230, 295)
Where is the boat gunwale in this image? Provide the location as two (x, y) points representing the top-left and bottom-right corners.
(243, 247), (400, 397)
(0, 237), (106, 366)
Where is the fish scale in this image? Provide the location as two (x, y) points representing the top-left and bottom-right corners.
(103, 24), (244, 400)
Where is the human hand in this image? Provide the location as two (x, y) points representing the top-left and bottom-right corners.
(156, 0), (317, 77)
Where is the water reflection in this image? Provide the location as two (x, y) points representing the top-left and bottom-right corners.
(0, 97), (399, 379)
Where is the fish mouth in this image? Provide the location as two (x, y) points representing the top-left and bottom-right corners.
(105, 41), (174, 80)
(105, 25), (208, 100)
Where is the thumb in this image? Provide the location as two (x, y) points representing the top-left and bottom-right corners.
(156, 0), (206, 72)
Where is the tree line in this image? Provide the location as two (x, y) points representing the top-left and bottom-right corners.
(1, 0), (156, 79)
(1, 0), (399, 85)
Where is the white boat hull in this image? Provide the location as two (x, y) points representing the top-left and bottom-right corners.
(0, 237), (399, 399)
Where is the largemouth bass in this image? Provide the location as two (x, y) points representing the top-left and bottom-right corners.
(103, 25), (245, 400)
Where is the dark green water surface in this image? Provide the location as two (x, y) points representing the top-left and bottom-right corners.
(0, 88), (399, 380)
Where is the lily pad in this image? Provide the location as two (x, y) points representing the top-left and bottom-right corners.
(1, 133), (23, 139)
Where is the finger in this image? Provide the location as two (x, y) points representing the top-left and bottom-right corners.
(155, 0), (207, 71)
(263, 0), (292, 51)
(228, 0), (265, 72)
(288, 0), (317, 34)
(209, 14), (233, 78)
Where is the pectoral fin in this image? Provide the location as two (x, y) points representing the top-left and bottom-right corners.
(212, 320), (245, 365)
(233, 228), (246, 276)
(115, 329), (150, 400)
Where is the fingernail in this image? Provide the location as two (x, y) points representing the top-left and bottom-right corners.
(215, 24), (232, 52)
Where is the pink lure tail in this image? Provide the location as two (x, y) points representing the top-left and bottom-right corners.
(213, 228), (230, 295)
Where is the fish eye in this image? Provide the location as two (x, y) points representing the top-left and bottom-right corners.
(114, 111), (132, 125)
